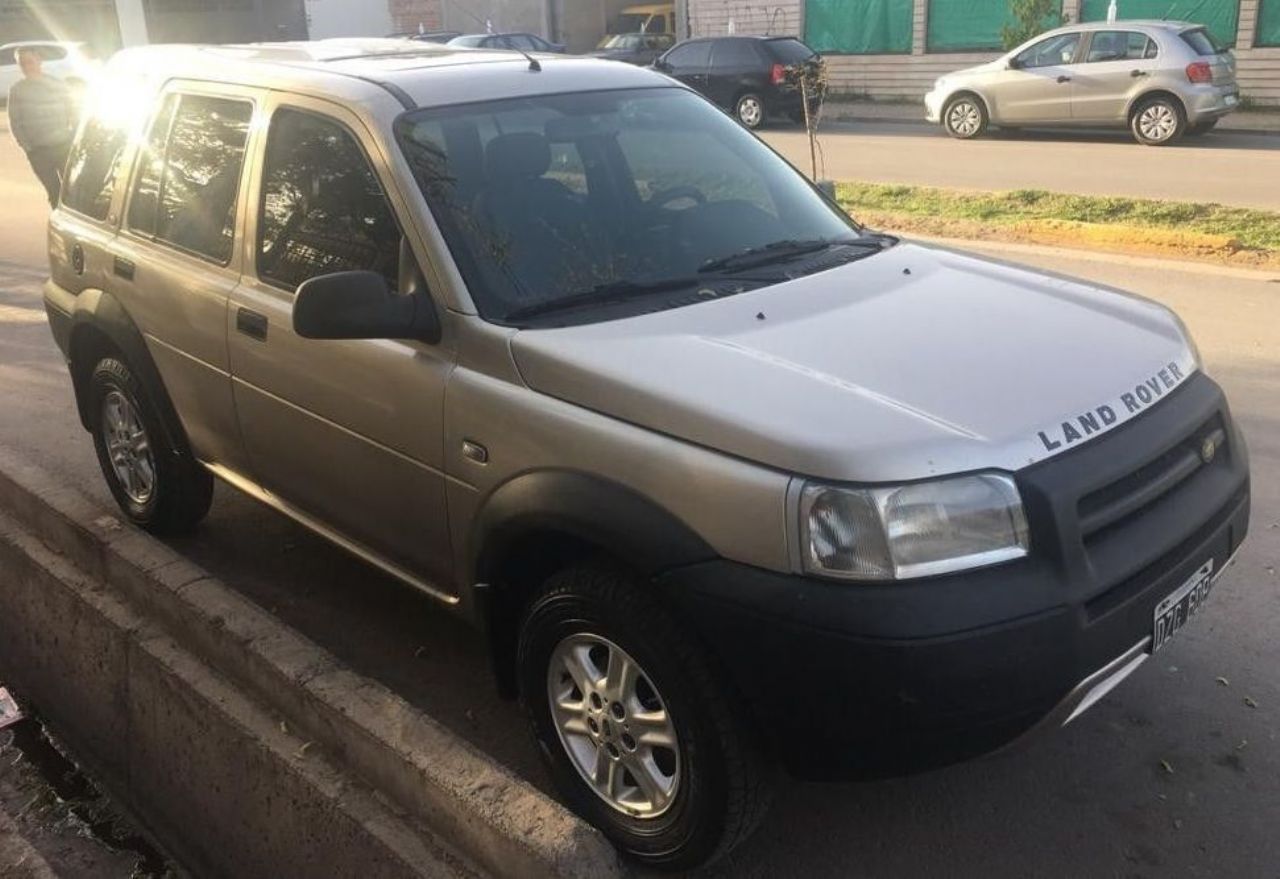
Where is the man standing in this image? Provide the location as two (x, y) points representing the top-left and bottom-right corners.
(7, 48), (76, 207)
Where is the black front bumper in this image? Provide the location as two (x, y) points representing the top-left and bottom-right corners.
(657, 374), (1250, 780)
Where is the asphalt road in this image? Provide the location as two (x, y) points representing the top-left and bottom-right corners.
(1, 129), (1279, 877)
(761, 121), (1280, 211)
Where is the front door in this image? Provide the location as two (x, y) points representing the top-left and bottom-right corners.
(991, 31), (1082, 124)
(659, 39), (712, 97)
(1071, 30), (1161, 123)
(227, 95), (456, 598)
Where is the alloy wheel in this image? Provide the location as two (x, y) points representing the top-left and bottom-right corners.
(101, 390), (156, 505)
(947, 100), (981, 137)
(737, 96), (763, 128)
(1138, 103), (1177, 142)
(546, 633), (681, 818)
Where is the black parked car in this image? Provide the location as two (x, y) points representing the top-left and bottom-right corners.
(447, 32), (566, 53)
(588, 32), (676, 66)
(653, 35), (823, 129)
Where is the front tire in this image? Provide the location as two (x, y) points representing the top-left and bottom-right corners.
(943, 94), (988, 139)
(1131, 95), (1185, 145)
(517, 563), (772, 870)
(734, 93), (765, 129)
(88, 357), (213, 535)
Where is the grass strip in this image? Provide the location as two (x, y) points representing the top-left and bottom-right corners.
(836, 182), (1280, 253)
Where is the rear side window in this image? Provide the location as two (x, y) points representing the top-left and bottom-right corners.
(765, 39), (817, 64)
(711, 39), (762, 67)
(128, 94), (253, 263)
(1181, 28), (1226, 55)
(665, 40), (712, 68)
(256, 109), (401, 293)
(62, 118), (129, 221)
(1086, 31), (1156, 62)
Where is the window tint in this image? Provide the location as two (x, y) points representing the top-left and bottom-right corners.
(665, 40), (711, 68)
(1015, 32), (1081, 68)
(127, 94), (178, 233)
(1086, 31), (1154, 62)
(766, 39), (817, 64)
(711, 39), (761, 67)
(62, 118), (129, 220)
(132, 95), (252, 262)
(1181, 28), (1226, 55)
(257, 109), (401, 293)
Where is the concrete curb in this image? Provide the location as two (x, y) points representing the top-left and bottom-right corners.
(0, 448), (624, 879)
(819, 106), (1280, 136)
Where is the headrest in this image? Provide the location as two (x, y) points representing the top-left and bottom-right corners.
(484, 132), (552, 182)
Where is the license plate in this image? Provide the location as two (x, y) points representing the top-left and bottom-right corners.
(1152, 560), (1214, 653)
(1225, 94), (1239, 106)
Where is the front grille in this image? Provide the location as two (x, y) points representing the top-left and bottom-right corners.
(1078, 415), (1225, 544)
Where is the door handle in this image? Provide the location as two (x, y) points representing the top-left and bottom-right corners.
(236, 307), (268, 341)
(1056, 75), (1072, 84)
(1130, 69), (1148, 77)
(112, 255), (135, 280)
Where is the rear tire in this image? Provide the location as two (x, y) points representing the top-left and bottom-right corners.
(1186, 119), (1218, 136)
(942, 94), (988, 139)
(517, 563), (772, 870)
(88, 357), (213, 535)
(1130, 95), (1185, 145)
(734, 93), (765, 129)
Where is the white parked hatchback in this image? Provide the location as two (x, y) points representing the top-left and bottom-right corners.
(0, 41), (100, 98)
(926, 21), (1239, 144)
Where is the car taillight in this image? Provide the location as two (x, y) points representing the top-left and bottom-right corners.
(1186, 61), (1213, 83)
(770, 62), (786, 85)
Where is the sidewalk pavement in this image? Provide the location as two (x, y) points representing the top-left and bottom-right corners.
(821, 98), (1280, 133)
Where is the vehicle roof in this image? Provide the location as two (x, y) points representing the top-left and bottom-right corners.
(1048, 19), (1206, 33)
(105, 39), (673, 112)
(682, 34), (805, 41)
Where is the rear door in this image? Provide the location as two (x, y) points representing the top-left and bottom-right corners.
(227, 94), (456, 596)
(109, 83), (259, 472)
(706, 38), (766, 109)
(657, 40), (712, 97)
(1071, 30), (1160, 122)
(990, 31), (1082, 123)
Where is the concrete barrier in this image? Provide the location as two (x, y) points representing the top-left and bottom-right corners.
(0, 448), (624, 879)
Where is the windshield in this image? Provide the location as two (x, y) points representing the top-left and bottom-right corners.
(598, 34), (639, 49)
(395, 87), (861, 324)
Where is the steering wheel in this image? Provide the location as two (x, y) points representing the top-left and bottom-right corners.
(647, 185), (707, 211)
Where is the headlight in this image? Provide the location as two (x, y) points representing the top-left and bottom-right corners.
(800, 474), (1029, 580)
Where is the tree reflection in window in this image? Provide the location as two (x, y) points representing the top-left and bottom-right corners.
(257, 110), (401, 293)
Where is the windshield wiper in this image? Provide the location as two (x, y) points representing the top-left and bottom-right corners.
(698, 235), (891, 274)
(503, 274), (705, 322)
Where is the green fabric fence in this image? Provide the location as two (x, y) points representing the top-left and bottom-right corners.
(1079, 0), (1240, 47)
(926, 0), (1061, 51)
(1251, 0), (1280, 45)
(805, 0), (915, 54)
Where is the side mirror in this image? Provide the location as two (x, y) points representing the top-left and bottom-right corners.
(1007, 57), (1023, 70)
(293, 258), (441, 345)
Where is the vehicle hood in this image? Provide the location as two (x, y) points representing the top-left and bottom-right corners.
(510, 243), (1197, 482)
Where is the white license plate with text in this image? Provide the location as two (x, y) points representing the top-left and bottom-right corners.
(1152, 560), (1214, 653)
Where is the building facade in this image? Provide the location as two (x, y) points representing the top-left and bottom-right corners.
(685, 0), (1280, 105)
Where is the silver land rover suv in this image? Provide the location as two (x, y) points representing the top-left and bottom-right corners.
(44, 39), (1250, 869)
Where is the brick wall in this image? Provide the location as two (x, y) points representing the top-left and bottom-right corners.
(389, 0), (443, 33)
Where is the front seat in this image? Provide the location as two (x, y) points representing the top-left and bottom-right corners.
(472, 131), (590, 302)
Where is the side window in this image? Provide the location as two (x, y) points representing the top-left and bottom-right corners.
(128, 93), (252, 263)
(711, 40), (761, 68)
(62, 118), (129, 221)
(665, 41), (711, 68)
(257, 109), (401, 293)
(1086, 31), (1154, 63)
(127, 94), (179, 233)
(1015, 33), (1081, 68)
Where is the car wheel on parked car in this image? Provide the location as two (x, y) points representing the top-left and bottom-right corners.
(735, 93), (765, 129)
(88, 357), (213, 535)
(1131, 95), (1186, 145)
(942, 94), (988, 139)
(517, 563), (772, 870)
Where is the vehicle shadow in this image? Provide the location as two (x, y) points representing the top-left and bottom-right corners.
(985, 125), (1279, 150)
